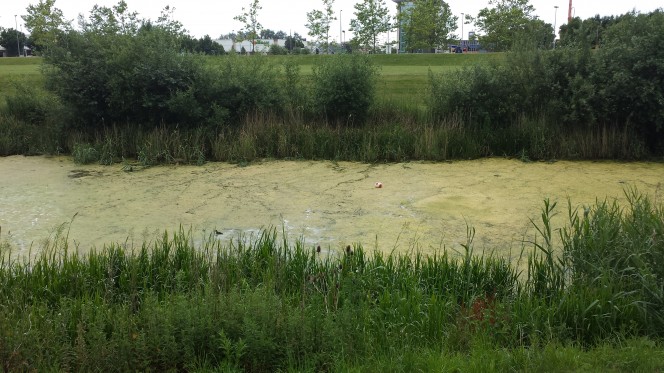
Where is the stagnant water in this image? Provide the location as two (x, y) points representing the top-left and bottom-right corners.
(1, 156), (662, 257)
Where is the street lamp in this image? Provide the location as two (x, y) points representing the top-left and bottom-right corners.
(339, 10), (343, 45)
(553, 6), (559, 48)
(461, 12), (464, 43)
(15, 15), (21, 58)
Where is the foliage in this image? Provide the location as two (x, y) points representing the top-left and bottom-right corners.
(233, 0), (262, 53)
(0, 195), (663, 370)
(197, 35), (224, 55)
(311, 54), (379, 125)
(589, 10), (664, 150)
(22, 0), (70, 53)
(268, 44), (287, 55)
(43, 4), (200, 129)
(428, 9), (664, 153)
(284, 33), (306, 51)
(306, 0), (336, 51)
(0, 28), (30, 57)
(350, 0), (393, 53)
(398, 0), (457, 53)
(475, 0), (552, 51)
(558, 15), (622, 49)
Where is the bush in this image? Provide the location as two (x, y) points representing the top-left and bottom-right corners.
(590, 10), (664, 151)
(311, 54), (379, 125)
(196, 55), (286, 125)
(43, 5), (202, 129)
(268, 44), (288, 55)
(3, 84), (67, 126)
(427, 9), (664, 153)
(72, 143), (100, 164)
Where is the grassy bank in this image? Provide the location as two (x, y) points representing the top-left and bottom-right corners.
(0, 48), (660, 162)
(1, 192), (662, 371)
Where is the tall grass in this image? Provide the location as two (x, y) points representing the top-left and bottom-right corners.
(1, 193), (662, 370)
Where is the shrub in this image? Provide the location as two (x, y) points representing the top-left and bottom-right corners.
(43, 5), (202, 129)
(311, 54), (379, 125)
(72, 143), (100, 164)
(590, 10), (664, 151)
(268, 44), (288, 55)
(3, 84), (67, 126)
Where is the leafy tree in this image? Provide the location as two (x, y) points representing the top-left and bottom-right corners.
(0, 28), (29, 56)
(475, 0), (548, 51)
(312, 54), (378, 124)
(260, 28), (275, 39)
(218, 31), (237, 40)
(284, 33), (305, 51)
(399, 0), (457, 53)
(591, 10), (664, 150)
(43, 2), (201, 127)
(198, 34), (223, 55)
(350, 0), (393, 53)
(558, 15), (619, 49)
(22, 0), (70, 53)
(524, 19), (554, 49)
(306, 0), (336, 51)
(234, 0), (262, 53)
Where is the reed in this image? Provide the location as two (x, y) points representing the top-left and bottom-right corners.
(0, 194), (662, 371)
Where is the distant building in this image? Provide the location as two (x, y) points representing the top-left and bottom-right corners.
(448, 32), (481, 53)
(214, 38), (286, 54)
(0, 45), (6, 57)
(393, 0), (414, 53)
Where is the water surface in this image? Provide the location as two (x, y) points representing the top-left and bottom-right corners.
(1, 156), (662, 256)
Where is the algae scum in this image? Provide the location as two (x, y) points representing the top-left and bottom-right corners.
(1, 156), (662, 256)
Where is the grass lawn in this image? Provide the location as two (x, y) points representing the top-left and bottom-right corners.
(0, 57), (44, 109)
(0, 53), (501, 106)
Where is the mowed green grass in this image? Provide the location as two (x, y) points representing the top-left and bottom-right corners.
(0, 53), (499, 107)
(0, 57), (44, 109)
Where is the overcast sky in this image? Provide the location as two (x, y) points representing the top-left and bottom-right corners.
(1, 0), (662, 41)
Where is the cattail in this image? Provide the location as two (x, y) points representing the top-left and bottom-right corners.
(316, 245), (321, 253)
(346, 245), (352, 255)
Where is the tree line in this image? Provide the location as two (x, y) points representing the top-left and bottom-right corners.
(12, 0), (569, 57)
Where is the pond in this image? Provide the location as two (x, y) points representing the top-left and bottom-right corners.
(1, 156), (662, 257)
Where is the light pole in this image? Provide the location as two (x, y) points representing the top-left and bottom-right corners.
(460, 13), (465, 44)
(553, 6), (559, 48)
(15, 15), (21, 57)
(339, 10), (343, 45)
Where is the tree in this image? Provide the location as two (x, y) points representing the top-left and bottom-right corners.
(399, 0), (457, 53)
(558, 15), (619, 49)
(285, 33), (305, 51)
(0, 28), (29, 56)
(350, 0), (393, 53)
(43, 2), (201, 127)
(199, 35), (223, 55)
(234, 0), (262, 53)
(260, 28), (275, 39)
(22, 0), (70, 53)
(306, 0), (336, 52)
(475, 0), (545, 51)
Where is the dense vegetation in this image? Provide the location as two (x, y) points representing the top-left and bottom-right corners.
(1, 192), (663, 371)
(1, 9), (663, 163)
